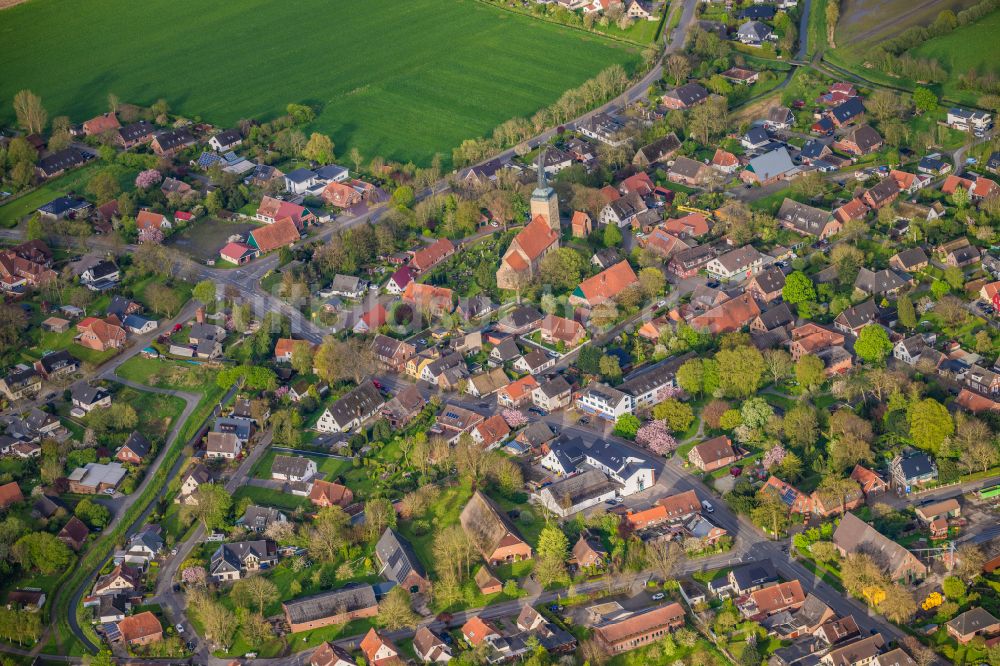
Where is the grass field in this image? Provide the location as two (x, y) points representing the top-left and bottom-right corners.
(834, 0), (980, 47)
(0, 0), (639, 166)
(911, 10), (1000, 97)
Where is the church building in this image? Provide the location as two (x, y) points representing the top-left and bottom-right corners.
(496, 151), (561, 291)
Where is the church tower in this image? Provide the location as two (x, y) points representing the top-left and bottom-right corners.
(530, 149), (560, 232)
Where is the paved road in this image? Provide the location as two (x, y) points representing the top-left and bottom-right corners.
(151, 429), (273, 664)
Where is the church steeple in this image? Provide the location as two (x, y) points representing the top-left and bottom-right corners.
(531, 147), (559, 232)
(536, 148), (547, 190)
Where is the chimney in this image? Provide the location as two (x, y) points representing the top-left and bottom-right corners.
(195, 307), (205, 324)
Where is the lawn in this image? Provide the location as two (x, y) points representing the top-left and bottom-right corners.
(910, 10), (1000, 100)
(232, 485), (311, 512)
(0, 0), (640, 166)
(0, 162), (138, 229)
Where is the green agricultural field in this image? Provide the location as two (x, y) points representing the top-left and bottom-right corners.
(911, 10), (1000, 96)
(0, 0), (640, 166)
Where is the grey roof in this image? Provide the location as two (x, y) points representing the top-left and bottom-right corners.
(211, 540), (276, 574)
(893, 452), (936, 480)
(608, 193), (643, 221)
(635, 134), (681, 163)
(519, 421), (556, 447)
(283, 584), (377, 624)
(947, 607), (999, 636)
(730, 560), (777, 590)
(128, 526), (163, 553)
(71, 384), (109, 406)
(619, 353), (692, 398)
(330, 274), (363, 294)
(270, 454), (314, 478)
(212, 416), (253, 441)
(211, 128), (242, 147)
(324, 380), (384, 429)
(768, 106), (793, 125)
(121, 431), (151, 458)
(240, 505), (285, 531)
(541, 469), (617, 510)
(519, 349), (550, 372)
(835, 299), (878, 329)
(847, 125), (883, 152)
(492, 338), (521, 362)
(865, 177), (898, 205)
(777, 199), (833, 236)
(666, 83), (709, 106)
(757, 302), (794, 330)
(739, 4), (775, 19)
(153, 129), (195, 151)
(892, 247), (928, 269)
(714, 245), (763, 273)
(118, 121), (153, 142)
(501, 305), (543, 330)
(746, 148), (796, 181)
(854, 268), (909, 296)
(315, 164), (348, 181)
(669, 156), (706, 180)
(284, 167), (315, 182)
(39, 195), (89, 216)
(800, 138), (831, 160)
(744, 126), (770, 146)
(752, 266), (786, 294)
(833, 512), (921, 575)
(738, 20), (772, 41)
(37, 148), (90, 177)
(536, 376), (571, 399)
(375, 528), (427, 586)
(830, 97), (865, 124)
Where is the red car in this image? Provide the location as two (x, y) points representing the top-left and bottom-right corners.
(730, 466), (742, 477)
(173, 323), (183, 333)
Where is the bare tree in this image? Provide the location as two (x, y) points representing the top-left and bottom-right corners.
(13, 90), (47, 134)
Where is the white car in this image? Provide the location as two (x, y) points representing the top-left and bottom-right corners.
(103, 488), (115, 496)
(701, 500), (715, 513)
(175, 624), (185, 634)
(651, 592), (665, 601)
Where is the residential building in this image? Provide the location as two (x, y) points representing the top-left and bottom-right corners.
(316, 380), (385, 433)
(249, 217), (300, 253)
(741, 147), (797, 185)
(209, 539), (278, 582)
(850, 465), (889, 499)
(460, 490), (532, 565)
(67, 462), (126, 494)
(204, 431), (240, 459)
(240, 505), (287, 533)
(821, 635), (885, 666)
(569, 260), (639, 307)
(117, 611), (162, 647)
(633, 134), (681, 166)
(575, 383), (632, 420)
(890, 451), (937, 491)
(946, 107), (993, 133)
(532, 376), (573, 412)
(947, 607), (1000, 644)
(116, 432), (151, 465)
(311, 642), (358, 666)
(284, 585), (379, 633)
(271, 455), (318, 482)
(667, 156), (712, 186)
(540, 314), (586, 347)
(75, 316), (126, 351)
(776, 199), (841, 239)
(688, 436), (737, 472)
(661, 83), (709, 110)
(360, 628), (404, 666)
(538, 469), (618, 517)
(833, 513), (926, 582)
(308, 480), (354, 508)
(594, 603), (686, 653)
(690, 293), (762, 335)
(412, 626), (452, 664)
(705, 245), (764, 282)
(835, 125), (883, 156)
(376, 528), (430, 593)
(833, 300), (878, 336)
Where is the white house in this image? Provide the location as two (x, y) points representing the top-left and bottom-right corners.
(575, 383), (632, 421)
(316, 380), (385, 433)
(946, 108), (993, 134)
(704, 245), (764, 282)
(541, 437), (655, 497)
(270, 455), (318, 482)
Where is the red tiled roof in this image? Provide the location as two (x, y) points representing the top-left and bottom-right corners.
(410, 238), (455, 272)
(501, 375), (539, 402)
(83, 113), (120, 135)
(689, 294), (761, 334)
(117, 611), (162, 643)
(136, 210), (167, 231)
(662, 212), (710, 237)
(573, 260), (638, 305)
(712, 149), (739, 168)
(251, 217), (300, 253)
(511, 216), (559, 262)
(0, 482), (23, 508)
(462, 616), (500, 646)
(220, 242), (254, 263)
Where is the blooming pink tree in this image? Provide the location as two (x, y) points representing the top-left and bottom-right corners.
(658, 386), (683, 400)
(181, 566), (207, 587)
(274, 385), (290, 400)
(762, 444), (787, 470)
(636, 419), (678, 456)
(135, 169), (162, 189)
(502, 408), (527, 428)
(138, 226), (164, 244)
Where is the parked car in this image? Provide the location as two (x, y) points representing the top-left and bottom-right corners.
(651, 592), (665, 600)
(702, 500), (715, 513)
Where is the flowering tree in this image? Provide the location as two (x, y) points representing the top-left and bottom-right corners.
(502, 409), (527, 428)
(636, 420), (678, 456)
(181, 566), (207, 587)
(762, 444), (787, 470)
(658, 386), (683, 401)
(274, 385), (290, 400)
(135, 169), (162, 189)
(138, 226), (164, 244)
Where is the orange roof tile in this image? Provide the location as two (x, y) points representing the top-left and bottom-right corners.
(251, 217), (300, 253)
(462, 616), (500, 646)
(573, 260), (638, 305)
(712, 148), (739, 168)
(502, 375), (539, 401)
(0, 482), (23, 508)
(117, 611), (162, 643)
(512, 216), (559, 262)
(689, 294), (761, 334)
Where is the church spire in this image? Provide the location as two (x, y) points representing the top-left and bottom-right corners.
(536, 147), (547, 190)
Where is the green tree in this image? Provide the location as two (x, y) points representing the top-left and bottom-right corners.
(75, 498), (110, 529)
(784, 405), (819, 447)
(942, 576), (966, 599)
(391, 185), (415, 209)
(907, 398), (954, 454)
(913, 87), (938, 113)
(716, 346), (765, 398)
(782, 271), (816, 305)
(271, 409), (302, 448)
(302, 132), (334, 163)
(652, 399), (694, 433)
(752, 491), (790, 537)
(377, 586), (418, 630)
(537, 524), (569, 561)
(86, 169), (121, 204)
(603, 223), (623, 247)
(854, 325), (893, 366)
(11, 532), (71, 574)
(676, 359), (705, 396)
(231, 576), (279, 615)
(539, 248), (586, 292)
(577, 345), (602, 375)
(638, 267), (666, 298)
(290, 341), (314, 375)
(192, 279), (216, 305)
(183, 483), (232, 530)
(943, 265), (965, 290)
(613, 414), (641, 439)
(897, 293), (917, 330)
(795, 354), (826, 391)
(599, 354), (621, 382)
(25, 214), (44, 242)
